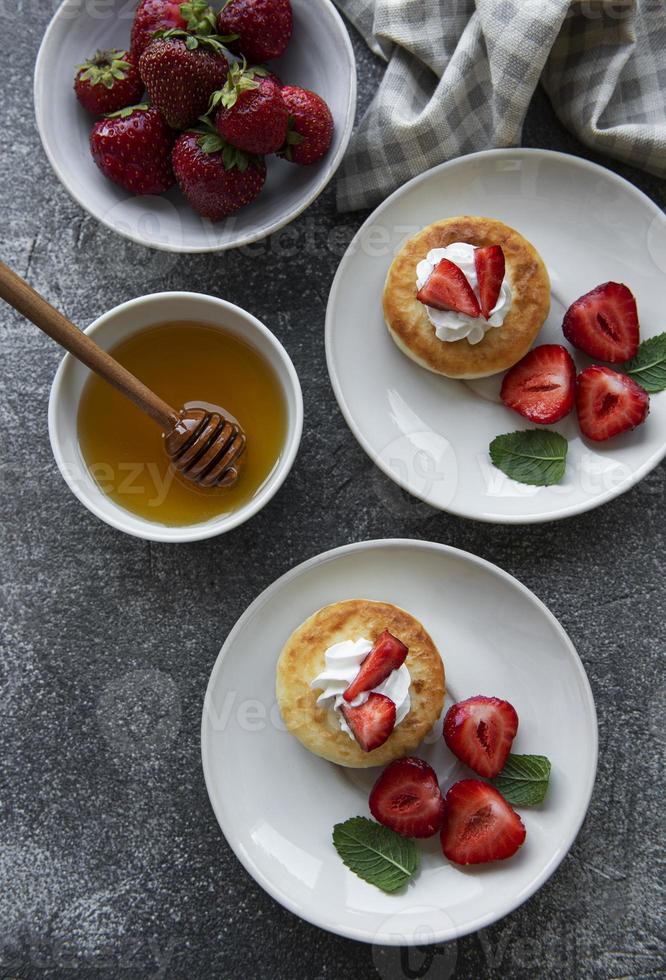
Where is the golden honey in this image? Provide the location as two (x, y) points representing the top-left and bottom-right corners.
(77, 321), (286, 526)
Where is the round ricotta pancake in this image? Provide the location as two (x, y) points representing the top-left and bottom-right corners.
(276, 599), (445, 768)
(383, 216), (551, 378)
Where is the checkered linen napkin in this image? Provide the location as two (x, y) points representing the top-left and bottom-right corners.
(333, 0), (666, 211)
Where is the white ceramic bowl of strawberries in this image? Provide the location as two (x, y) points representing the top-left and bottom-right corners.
(34, 0), (356, 252)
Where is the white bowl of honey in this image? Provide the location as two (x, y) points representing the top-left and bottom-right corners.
(48, 292), (303, 542)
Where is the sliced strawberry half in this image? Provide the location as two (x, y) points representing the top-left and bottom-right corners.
(343, 630), (408, 703)
(417, 258), (481, 318)
(576, 365), (649, 441)
(474, 245), (505, 319)
(341, 693), (396, 752)
(443, 695), (518, 778)
(500, 344), (576, 424)
(369, 757), (444, 838)
(562, 282), (639, 362)
(440, 779), (526, 865)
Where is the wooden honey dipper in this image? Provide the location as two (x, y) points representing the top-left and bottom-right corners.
(0, 261), (246, 489)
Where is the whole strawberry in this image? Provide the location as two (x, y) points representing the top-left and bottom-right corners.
(210, 62), (288, 155)
(130, 0), (187, 60)
(217, 0), (292, 63)
(139, 30), (230, 129)
(74, 50), (144, 115)
(279, 86), (333, 165)
(172, 126), (266, 220)
(90, 104), (175, 194)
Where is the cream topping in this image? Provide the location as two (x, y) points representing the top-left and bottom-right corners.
(416, 241), (512, 345)
(310, 638), (411, 740)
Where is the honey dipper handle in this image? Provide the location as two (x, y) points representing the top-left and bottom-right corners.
(0, 261), (178, 431)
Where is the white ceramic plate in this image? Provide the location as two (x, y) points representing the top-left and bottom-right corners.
(201, 539), (597, 945)
(34, 0), (356, 252)
(326, 149), (666, 523)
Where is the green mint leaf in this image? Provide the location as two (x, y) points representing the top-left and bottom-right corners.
(489, 429), (568, 486)
(332, 816), (418, 893)
(623, 332), (666, 393)
(492, 754), (551, 806)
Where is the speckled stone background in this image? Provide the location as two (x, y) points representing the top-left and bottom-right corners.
(1, 7), (665, 980)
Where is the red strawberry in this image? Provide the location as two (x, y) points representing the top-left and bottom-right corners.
(279, 86), (334, 166)
(263, 68), (283, 88)
(576, 365), (649, 441)
(500, 344), (576, 424)
(443, 696), (518, 779)
(89, 104), (175, 195)
(417, 258), (481, 317)
(172, 127), (266, 220)
(211, 63), (288, 155)
(562, 282), (639, 363)
(74, 50), (144, 116)
(217, 0), (292, 64)
(139, 31), (229, 129)
(369, 757), (444, 838)
(440, 780), (526, 865)
(474, 245), (505, 320)
(340, 693), (396, 752)
(343, 630), (408, 704)
(130, 0), (187, 60)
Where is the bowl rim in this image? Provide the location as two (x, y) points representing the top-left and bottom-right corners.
(33, 0), (357, 254)
(48, 291), (304, 542)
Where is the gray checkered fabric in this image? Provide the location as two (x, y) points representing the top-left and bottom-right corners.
(334, 0), (666, 211)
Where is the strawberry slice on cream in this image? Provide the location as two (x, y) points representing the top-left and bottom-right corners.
(343, 630), (408, 703)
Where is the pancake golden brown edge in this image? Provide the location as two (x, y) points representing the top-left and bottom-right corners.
(276, 599), (445, 768)
(382, 216), (551, 379)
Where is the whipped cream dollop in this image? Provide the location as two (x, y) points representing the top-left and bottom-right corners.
(310, 638), (411, 740)
(416, 241), (512, 345)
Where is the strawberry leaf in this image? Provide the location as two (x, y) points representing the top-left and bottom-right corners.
(492, 754), (551, 806)
(332, 816), (418, 892)
(490, 429), (568, 486)
(179, 0), (217, 36)
(198, 133), (225, 153)
(157, 27), (237, 52)
(77, 50), (132, 86)
(105, 102), (149, 119)
(623, 332), (666, 393)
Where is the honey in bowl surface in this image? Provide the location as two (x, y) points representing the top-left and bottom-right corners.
(78, 321), (286, 526)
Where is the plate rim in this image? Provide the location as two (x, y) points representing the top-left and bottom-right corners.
(200, 536), (598, 945)
(33, 0), (357, 254)
(325, 147), (666, 524)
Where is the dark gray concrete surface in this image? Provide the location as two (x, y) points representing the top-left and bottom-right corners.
(2, 9), (665, 980)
